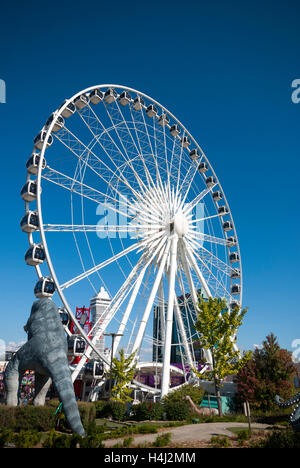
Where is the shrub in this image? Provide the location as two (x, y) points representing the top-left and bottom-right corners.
(152, 432), (172, 447)
(14, 430), (41, 448)
(0, 406), (15, 429)
(131, 402), (164, 421)
(94, 400), (108, 418)
(162, 383), (205, 407)
(94, 400), (127, 421)
(210, 435), (231, 448)
(0, 429), (14, 448)
(136, 424), (158, 434)
(164, 401), (190, 421)
(236, 429), (251, 446)
(122, 436), (134, 447)
(254, 429), (300, 449)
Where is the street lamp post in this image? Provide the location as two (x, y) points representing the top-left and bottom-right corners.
(103, 333), (123, 399)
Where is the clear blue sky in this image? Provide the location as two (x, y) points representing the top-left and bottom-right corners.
(0, 0), (299, 353)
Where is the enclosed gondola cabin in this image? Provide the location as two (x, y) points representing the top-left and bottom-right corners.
(198, 162), (209, 173)
(133, 96), (145, 111)
(231, 284), (241, 296)
(34, 131), (53, 151)
(230, 301), (240, 311)
(170, 124), (180, 137)
(60, 100), (76, 118)
(223, 220), (233, 232)
(20, 211), (39, 233)
(20, 180), (38, 202)
(89, 88), (104, 105)
(67, 335), (86, 356)
(74, 94), (89, 110)
(158, 113), (170, 127)
(104, 88), (117, 104)
(119, 91), (131, 106)
(181, 136), (191, 148)
(229, 252), (240, 263)
(146, 104), (157, 118)
(45, 114), (65, 133)
(58, 308), (70, 327)
(26, 153), (46, 175)
(24, 244), (45, 266)
(205, 176), (216, 188)
(218, 206), (229, 216)
(212, 191), (223, 202)
(189, 149), (200, 161)
(231, 268), (241, 279)
(227, 236), (237, 247)
(84, 360), (104, 379)
(34, 277), (55, 298)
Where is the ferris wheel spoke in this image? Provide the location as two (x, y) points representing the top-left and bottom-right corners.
(186, 234), (232, 277)
(89, 249), (152, 343)
(177, 246), (203, 345)
(103, 100), (153, 194)
(188, 231), (229, 246)
(187, 243), (231, 299)
(182, 183), (217, 215)
(175, 271), (199, 360)
(78, 104), (149, 197)
(54, 127), (142, 203)
(42, 223), (160, 233)
(137, 103), (166, 194)
(182, 239), (212, 298)
(128, 105), (158, 190)
(42, 166), (134, 220)
(60, 241), (141, 290)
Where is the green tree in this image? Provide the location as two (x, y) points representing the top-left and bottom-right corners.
(193, 297), (252, 416)
(236, 333), (297, 411)
(109, 349), (136, 403)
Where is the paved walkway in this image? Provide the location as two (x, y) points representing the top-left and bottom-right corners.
(103, 422), (268, 447)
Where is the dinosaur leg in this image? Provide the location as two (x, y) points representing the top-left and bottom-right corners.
(4, 353), (24, 406)
(33, 374), (52, 406)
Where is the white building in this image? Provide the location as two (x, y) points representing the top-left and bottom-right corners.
(90, 286), (111, 358)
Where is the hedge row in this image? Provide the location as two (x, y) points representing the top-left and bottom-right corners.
(94, 400), (191, 421)
(0, 401), (95, 432)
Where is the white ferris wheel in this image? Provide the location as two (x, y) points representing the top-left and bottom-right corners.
(20, 84), (242, 398)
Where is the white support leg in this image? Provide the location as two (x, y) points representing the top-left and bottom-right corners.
(132, 239), (171, 357)
(161, 235), (178, 398)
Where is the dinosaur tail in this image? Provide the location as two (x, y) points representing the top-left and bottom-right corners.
(275, 392), (300, 408)
(48, 361), (86, 436)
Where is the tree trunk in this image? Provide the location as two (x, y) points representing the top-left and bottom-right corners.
(215, 380), (223, 418)
(211, 349), (223, 418)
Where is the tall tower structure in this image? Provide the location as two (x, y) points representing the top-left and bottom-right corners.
(90, 286), (111, 358)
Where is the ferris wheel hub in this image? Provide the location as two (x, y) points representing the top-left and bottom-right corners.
(172, 211), (189, 238)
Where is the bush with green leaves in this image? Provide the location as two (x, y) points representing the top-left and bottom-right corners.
(14, 430), (41, 448)
(94, 400), (127, 421)
(42, 429), (105, 448)
(162, 383), (205, 407)
(152, 432), (172, 447)
(164, 401), (190, 421)
(253, 429), (300, 448)
(130, 401), (164, 421)
(0, 429), (14, 448)
(236, 429), (251, 446)
(210, 435), (231, 448)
